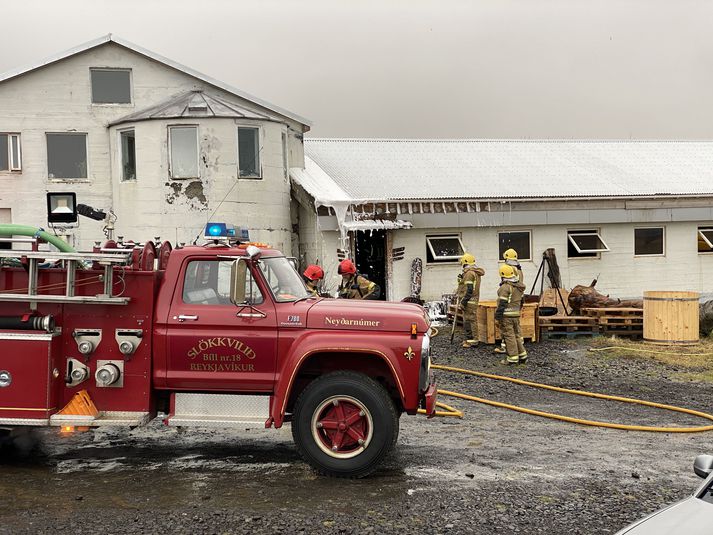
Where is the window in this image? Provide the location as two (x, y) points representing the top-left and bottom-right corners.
(47, 133), (87, 179)
(426, 235), (465, 263)
(91, 69), (131, 104)
(567, 229), (609, 258)
(238, 127), (260, 178)
(498, 231), (531, 261)
(634, 227), (664, 256)
(120, 130), (136, 180)
(697, 227), (713, 253)
(169, 126), (199, 179)
(256, 257), (311, 302)
(183, 260), (264, 305)
(0, 133), (21, 171)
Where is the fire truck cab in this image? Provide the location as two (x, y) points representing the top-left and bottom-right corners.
(0, 229), (436, 478)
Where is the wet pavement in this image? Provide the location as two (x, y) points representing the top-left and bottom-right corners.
(1, 335), (712, 534)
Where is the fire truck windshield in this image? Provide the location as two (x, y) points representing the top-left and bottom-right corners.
(257, 257), (311, 302)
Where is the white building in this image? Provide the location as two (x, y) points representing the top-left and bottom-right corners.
(0, 34), (310, 252)
(291, 139), (713, 301)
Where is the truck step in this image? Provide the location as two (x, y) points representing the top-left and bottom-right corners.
(165, 393), (270, 428)
(49, 411), (150, 427)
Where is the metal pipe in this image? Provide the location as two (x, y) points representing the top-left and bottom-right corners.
(0, 315), (55, 333)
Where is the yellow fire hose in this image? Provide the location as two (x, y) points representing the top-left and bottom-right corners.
(419, 363), (713, 433)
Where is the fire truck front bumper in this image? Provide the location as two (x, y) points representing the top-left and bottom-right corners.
(423, 379), (437, 418)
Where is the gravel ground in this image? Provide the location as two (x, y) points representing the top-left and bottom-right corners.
(1, 334), (712, 534)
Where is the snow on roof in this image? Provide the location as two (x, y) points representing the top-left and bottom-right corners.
(302, 138), (713, 202)
(0, 34), (311, 128)
(290, 158), (354, 206)
(110, 90), (283, 126)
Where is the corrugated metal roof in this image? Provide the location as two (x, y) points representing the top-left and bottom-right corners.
(303, 139), (713, 202)
(110, 90), (282, 126)
(0, 34), (311, 128)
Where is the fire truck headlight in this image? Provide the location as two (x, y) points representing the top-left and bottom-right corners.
(419, 333), (431, 393)
(0, 370), (11, 387)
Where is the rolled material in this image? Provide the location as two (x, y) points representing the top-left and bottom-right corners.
(0, 315), (55, 333)
(0, 224), (75, 253)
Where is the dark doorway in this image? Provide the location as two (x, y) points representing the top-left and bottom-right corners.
(353, 230), (386, 300)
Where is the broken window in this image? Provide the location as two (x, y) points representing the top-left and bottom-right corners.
(698, 227), (713, 253)
(91, 69), (131, 104)
(0, 133), (21, 171)
(567, 229), (609, 258)
(169, 126), (199, 179)
(498, 231), (531, 261)
(238, 127), (260, 178)
(47, 133), (87, 179)
(426, 235), (465, 263)
(634, 227), (664, 256)
(120, 130), (136, 181)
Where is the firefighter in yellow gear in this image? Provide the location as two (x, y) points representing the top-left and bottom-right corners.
(495, 248), (525, 354)
(337, 259), (381, 300)
(457, 253), (485, 348)
(495, 263), (528, 365)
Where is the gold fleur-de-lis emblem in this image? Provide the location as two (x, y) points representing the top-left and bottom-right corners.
(404, 346), (415, 361)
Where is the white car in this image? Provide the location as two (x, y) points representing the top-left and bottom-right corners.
(616, 455), (713, 534)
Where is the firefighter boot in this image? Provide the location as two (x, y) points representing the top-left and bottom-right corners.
(499, 355), (519, 365)
(462, 326), (478, 348)
(493, 341), (506, 354)
(518, 352), (528, 364)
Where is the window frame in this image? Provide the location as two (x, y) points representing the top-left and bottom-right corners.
(182, 259), (264, 306)
(426, 234), (466, 264)
(237, 125), (262, 179)
(697, 227), (713, 254)
(168, 125), (200, 180)
(0, 133), (22, 172)
(46, 132), (89, 181)
(498, 230), (532, 261)
(567, 229), (610, 258)
(90, 68), (133, 105)
(633, 226), (665, 257)
(118, 128), (136, 181)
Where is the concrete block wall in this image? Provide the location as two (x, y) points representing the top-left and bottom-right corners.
(391, 221), (713, 302)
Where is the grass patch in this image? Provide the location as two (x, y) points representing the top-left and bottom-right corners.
(585, 337), (713, 383)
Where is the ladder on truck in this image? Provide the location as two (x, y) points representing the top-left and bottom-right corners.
(0, 239), (132, 306)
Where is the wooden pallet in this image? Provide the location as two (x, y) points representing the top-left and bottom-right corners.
(580, 307), (643, 338)
(541, 330), (600, 340)
(540, 315), (597, 330)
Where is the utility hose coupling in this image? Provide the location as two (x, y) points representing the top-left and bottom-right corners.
(0, 315), (55, 333)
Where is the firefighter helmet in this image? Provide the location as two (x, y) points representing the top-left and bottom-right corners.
(338, 259), (357, 275)
(303, 264), (325, 281)
(499, 264), (517, 279)
(459, 253), (476, 266)
(503, 248), (518, 261)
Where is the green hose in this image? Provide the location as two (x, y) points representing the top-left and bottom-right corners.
(0, 224), (75, 252)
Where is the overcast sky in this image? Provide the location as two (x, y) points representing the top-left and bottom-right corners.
(2, 0), (712, 139)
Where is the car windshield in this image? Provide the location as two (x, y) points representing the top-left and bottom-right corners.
(701, 480), (713, 504)
(257, 257), (311, 302)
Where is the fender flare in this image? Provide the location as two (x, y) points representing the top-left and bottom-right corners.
(271, 337), (407, 427)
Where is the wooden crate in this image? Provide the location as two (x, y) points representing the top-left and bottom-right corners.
(475, 300), (539, 344)
(539, 288), (571, 315)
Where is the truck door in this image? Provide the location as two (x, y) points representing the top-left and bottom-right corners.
(166, 258), (277, 392)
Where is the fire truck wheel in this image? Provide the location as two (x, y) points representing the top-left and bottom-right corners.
(292, 371), (398, 478)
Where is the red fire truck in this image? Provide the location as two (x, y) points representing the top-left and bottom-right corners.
(0, 226), (436, 477)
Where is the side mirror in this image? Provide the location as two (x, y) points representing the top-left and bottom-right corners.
(693, 454), (713, 479)
(245, 245), (261, 259)
(230, 259), (249, 305)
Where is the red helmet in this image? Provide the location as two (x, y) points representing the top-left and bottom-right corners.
(338, 259), (356, 275)
(303, 264), (324, 281)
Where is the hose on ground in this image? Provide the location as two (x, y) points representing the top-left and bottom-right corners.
(419, 363), (713, 433)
